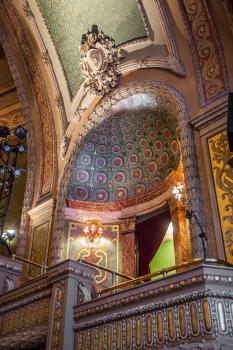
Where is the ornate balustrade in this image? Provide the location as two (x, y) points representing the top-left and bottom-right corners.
(1, 258), (233, 349)
(0, 255), (22, 295)
(0, 258), (95, 349)
(73, 261), (233, 350)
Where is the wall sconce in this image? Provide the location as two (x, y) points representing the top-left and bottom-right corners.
(172, 183), (187, 204)
(0, 229), (16, 256)
(83, 222), (103, 244)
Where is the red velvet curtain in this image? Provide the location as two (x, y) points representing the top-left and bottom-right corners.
(135, 211), (171, 276)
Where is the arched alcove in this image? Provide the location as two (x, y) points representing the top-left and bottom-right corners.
(53, 81), (205, 266)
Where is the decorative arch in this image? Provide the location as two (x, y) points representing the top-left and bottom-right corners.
(0, 1), (57, 257)
(52, 81), (205, 263)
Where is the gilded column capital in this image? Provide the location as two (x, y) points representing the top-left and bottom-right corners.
(119, 216), (136, 235)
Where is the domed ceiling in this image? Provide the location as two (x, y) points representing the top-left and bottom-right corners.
(36, 0), (147, 96)
(68, 94), (180, 207)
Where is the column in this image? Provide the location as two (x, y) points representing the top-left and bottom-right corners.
(168, 198), (191, 264)
(120, 216), (137, 278)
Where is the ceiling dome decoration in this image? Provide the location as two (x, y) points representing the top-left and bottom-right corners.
(68, 99), (180, 206)
(79, 26), (124, 96)
(36, 0), (147, 96)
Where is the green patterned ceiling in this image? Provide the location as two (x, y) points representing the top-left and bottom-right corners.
(36, 0), (147, 97)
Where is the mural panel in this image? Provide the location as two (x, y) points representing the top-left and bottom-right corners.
(208, 131), (233, 263)
(66, 221), (119, 288)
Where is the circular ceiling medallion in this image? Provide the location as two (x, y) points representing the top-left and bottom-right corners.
(76, 186), (89, 200)
(80, 154), (91, 165)
(76, 170), (90, 183)
(129, 153), (139, 165)
(98, 144), (107, 153)
(160, 152), (169, 165)
(112, 157), (123, 167)
(131, 168), (142, 179)
(133, 183), (146, 196)
(114, 187), (128, 200)
(94, 172), (108, 184)
(140, 138), (147, 147)
(112, 145), (121, 154)
(126, 143), (134, 151)
(155, 140), (163, 150)
(94, 189), (108, 202)
(114, 172), (126, 183)
(91, 132), (98, 140)
(144, 148), (153, 159)
(96, 157), (107, 168)
(148, 161), (158, 173)
(85, 142), (94, 152)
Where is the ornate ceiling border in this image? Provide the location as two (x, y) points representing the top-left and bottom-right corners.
(21, 0), (185, 127)
(179, 0), (230, 107)
(1, 0), (57, 201)
(0, 0), (57, 257)
(51, 81), (205, 264)
(222, 0), (233, 36)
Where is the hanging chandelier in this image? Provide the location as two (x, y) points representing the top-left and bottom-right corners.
(83, 222), (103, 244)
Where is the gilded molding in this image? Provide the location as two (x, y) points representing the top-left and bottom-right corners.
(0, 297), (50, 337)
(208, 131), (233, 264)
(180, 0), (229, 106)
(50, 282), (65, 350)
(2, 0), (56, 198)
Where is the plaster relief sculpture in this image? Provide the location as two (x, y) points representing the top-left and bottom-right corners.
(79, 26), (124, 96)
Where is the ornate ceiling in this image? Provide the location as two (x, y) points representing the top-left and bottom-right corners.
(68, 94), (180, 207)
(36, 0), (147, 96)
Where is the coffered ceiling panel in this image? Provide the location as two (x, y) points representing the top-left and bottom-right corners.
(36, 0), (147, 97)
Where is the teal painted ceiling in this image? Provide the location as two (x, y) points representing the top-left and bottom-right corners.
(36, 0), (147, 96)
(68, 99), (180, 204)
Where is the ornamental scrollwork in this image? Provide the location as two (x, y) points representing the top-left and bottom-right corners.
(51, 282), (65, 350)
(208, 130), (233, 262)
(181, 0), (228, 105)
(79, 26), (124, 96)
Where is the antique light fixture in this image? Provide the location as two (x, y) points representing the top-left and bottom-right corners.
(83, 222), (103, 244)
(0, 229), (16, 256)
(172, 182), (186, 203)
(0, 124), (27, 248)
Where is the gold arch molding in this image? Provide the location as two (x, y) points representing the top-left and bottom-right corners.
(52, 81), (205, 264)
(0, 1), (57, 255)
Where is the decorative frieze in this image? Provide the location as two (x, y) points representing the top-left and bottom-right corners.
(180, 0), (229, 106)
(74, 263), (233, 349)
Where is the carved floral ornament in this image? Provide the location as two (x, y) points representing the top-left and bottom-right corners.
(79, 26), (124, 96)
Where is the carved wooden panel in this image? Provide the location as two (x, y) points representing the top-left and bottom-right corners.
(208, 131), (233, 263)
(29, 221), (50, 276)
(0, 297), (49, 337)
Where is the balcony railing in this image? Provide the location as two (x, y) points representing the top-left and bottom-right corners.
(1, 256), (233, 349)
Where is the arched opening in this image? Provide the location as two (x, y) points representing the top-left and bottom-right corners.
(55, 82), (201, 287)
(0, 43), (27, 257)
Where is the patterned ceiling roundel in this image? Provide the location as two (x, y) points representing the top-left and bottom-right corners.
(68, 105), (180, 205)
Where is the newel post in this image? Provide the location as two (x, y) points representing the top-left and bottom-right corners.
(46, 259), (95, 350)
